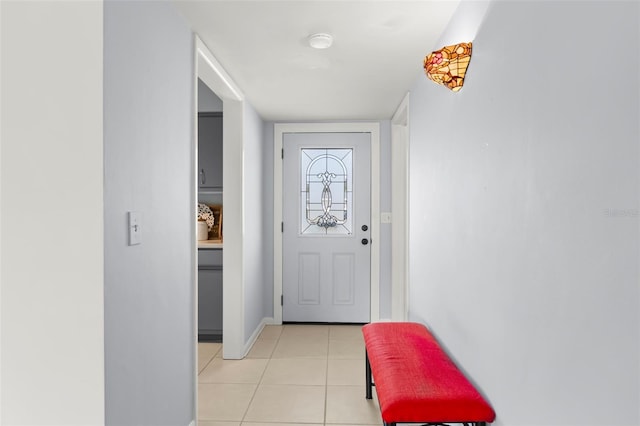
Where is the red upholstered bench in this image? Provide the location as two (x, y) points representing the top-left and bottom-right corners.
(362, 322), (496, 426)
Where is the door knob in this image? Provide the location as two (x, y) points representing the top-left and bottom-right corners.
(361, 238), (369, 245)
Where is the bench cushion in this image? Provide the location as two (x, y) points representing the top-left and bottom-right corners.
(363, 322), (496, 423)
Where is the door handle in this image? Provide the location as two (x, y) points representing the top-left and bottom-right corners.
(361, 238), (369, 245)
(200, 169), (206, 185)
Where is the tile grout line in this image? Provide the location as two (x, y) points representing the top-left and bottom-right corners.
(197, 343), (222, 377)
(200, 325), (366, 425)
(324, 325), (331, 426)
(238, 326), (283, 425)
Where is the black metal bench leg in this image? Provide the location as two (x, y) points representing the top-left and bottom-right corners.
(365, 350), (372, 399)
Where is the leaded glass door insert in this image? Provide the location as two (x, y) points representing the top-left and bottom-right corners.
(283, 131), (371, 323)
(300, 148), (353, 235)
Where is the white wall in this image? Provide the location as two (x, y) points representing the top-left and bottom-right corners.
(104, 1), (194, 424)
(0, 1), (105, 424)
(408, 1), (639, 425)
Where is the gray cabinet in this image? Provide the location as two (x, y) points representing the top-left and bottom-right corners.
(198, 248), (222, 341)
(198, 112), (223, 191)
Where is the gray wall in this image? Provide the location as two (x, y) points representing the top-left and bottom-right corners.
(408, 1), (639, 425)
(104, 1), (195, 424)
(243, 102), (269, 338)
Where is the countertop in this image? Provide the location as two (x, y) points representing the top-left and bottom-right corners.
(198, 240), (223, 249)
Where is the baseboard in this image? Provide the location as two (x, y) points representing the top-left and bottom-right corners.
(241, 317), (275, 357)
(263, 316), (277, 325)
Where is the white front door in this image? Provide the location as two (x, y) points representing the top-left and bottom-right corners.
(282, 132), (371, 323)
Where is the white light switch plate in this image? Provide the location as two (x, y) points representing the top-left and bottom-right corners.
(128, 211), (141, 245)
(381, 212), (392, 223)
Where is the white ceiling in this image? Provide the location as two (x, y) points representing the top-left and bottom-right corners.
(174, 1), (460, 121)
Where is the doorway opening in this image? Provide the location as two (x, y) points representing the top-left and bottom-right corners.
(197, 79), (223, 342)
(193, 34), (247, 420)
(273, 123), (381, 325)
(281, 133), (372, 323)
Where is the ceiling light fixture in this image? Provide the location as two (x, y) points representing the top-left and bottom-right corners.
(308, 33), (333, 49)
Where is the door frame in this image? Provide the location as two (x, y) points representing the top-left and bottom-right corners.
(391, 93), (410, 321)
(193, 35), (245, 368)
(273, 122), (381, 324)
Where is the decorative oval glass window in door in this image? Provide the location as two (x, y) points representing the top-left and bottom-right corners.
(300, 148), (353, 235)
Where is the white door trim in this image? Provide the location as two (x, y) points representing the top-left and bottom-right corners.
(391, 93), (410, 321)
(194, 35), (245, 366)
(274, 122), (380, 324)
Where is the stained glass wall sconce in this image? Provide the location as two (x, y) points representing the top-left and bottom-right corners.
(424, 42), (472, 92)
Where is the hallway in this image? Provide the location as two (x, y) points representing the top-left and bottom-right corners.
(197, 324), (381, 425)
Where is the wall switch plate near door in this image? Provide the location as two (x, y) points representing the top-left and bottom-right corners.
(128, 211), (141, 245)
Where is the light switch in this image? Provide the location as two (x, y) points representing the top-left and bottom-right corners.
(128, 211), (141, 246)
(381, 212), (392, 223)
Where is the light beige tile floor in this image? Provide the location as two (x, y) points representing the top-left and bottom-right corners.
(197, 324), (381, 426)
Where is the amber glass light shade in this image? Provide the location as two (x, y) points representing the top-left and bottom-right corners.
(424, 42), (472, 92)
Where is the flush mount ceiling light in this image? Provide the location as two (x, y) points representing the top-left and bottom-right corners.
(424, 42), (473, 92)
(308, 33), (333, 49)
